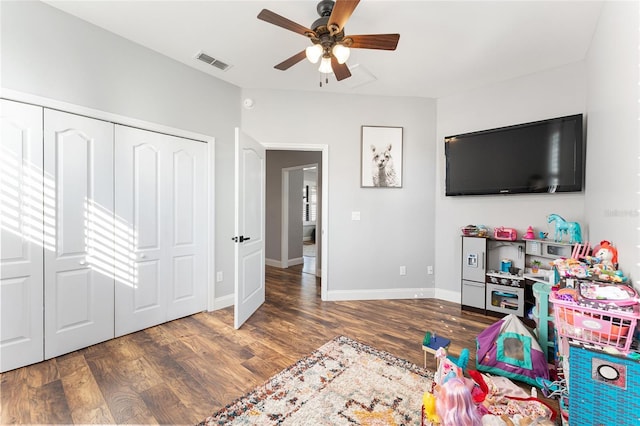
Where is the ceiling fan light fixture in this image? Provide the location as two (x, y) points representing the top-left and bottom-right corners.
(318, 56), (333, 74)
(305, 44), (323, 63)
(332, 44), (350, 64)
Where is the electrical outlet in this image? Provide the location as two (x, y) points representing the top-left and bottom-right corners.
(427, 266), (433, 275)
(216, 271), (223, 282)
(399, 266), (406, 276)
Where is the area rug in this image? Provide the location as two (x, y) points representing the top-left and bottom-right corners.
(198, 335), (433, 425)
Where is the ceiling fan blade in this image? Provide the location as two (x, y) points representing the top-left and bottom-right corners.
(331, 57), (352, 81)
(348, 34), (400, 50)
(275, 50), (307, 71)
(257, 9), (317, 38)
(328, 0), (360, 35)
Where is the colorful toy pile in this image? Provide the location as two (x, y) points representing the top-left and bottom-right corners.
(550, 240), (629, 283)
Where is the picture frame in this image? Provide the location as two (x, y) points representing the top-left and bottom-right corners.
(361, 125), (403, 188)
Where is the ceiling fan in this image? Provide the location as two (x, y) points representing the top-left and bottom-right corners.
(257, 0), (400, 82)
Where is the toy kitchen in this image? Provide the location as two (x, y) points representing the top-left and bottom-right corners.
(461, 236), (527, 317)
(461, 234), (574, 320)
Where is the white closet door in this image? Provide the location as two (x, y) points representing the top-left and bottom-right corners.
(165, 133), (207, 321)
(114, 126), (207, 337)
(43, 109), (114, 359)
(0, 99), (44, 372)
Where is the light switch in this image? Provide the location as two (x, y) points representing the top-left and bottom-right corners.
(351, 211), (361, 221)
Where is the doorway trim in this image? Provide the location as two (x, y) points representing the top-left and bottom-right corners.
(263, 143), (328, 301)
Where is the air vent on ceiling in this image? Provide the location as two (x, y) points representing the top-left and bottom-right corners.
(196, 51), (231, 71)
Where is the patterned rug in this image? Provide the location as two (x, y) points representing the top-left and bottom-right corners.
(198, 335), (433, 425)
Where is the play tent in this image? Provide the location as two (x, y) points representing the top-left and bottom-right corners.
(476, 314), (549, 387)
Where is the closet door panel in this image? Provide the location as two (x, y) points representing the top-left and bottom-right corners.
(115, 126), (207, 335)
(114, 126), (168, 336)
(134, 260), (161, 311)
(130, 144), (164, 316)
(44, 109), (114, 359)
(0, 99), (44, 372)
(166, 135), (207, 320)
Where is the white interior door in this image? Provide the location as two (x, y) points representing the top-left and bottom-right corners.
(0, 99), (44, 372)
(114, 126), (207, 337)
(234, 128), (265, 329)
(44, 109), (114, 359)
(165, 133), (208, 321)
(114, 126), (167, 335)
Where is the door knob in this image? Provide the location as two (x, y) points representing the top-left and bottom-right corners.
(232, 235), (251, 243)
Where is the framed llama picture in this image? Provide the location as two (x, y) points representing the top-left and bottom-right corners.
(361, 125), (403, 188)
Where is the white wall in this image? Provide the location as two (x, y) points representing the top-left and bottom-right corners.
(5, 1), (635, 307)
(435, 62), (588, 302)
(584, 1), (640, 290)
(0, 1), (241, 303)
(242, 89), (438, 300)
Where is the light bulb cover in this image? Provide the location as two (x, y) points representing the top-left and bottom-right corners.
(332, 44), (350, 64)
(318, 56), (333, 74)
(305, 44), (323, 63)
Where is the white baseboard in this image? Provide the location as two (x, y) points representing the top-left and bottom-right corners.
(434, 289), (461, 304)
(326, 287), (436, 301)
(265, 258), (283, 268)
(211, 287), (454, 310)
(288, 257), (303, 266)
(210, 293), (234, 311)
(265, 258), (304, 268)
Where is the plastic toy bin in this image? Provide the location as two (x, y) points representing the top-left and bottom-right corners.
(550, 292), (639, 352)
(568, 344), (640, 425)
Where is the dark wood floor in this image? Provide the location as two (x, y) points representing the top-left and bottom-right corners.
(0, 265), (547, 424)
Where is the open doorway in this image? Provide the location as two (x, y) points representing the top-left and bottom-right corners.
(263, 146), (327, 298)
(273, 160), (321, 277)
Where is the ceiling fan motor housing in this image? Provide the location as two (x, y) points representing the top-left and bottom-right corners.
(316, 0), (335, 17)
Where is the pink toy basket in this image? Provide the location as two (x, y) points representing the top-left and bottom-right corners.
(550, 292), (639, 352)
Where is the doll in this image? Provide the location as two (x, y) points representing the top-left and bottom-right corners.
(592, 240), (618, 269)
(436, 377), (484, 426)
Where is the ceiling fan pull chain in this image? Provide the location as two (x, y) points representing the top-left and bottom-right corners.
(319, 72), (329, 87)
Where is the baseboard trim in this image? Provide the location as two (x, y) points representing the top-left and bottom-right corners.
(434, 289), (461, 304)
(326, 287), (436, 301)
(265, 258), (283, 268)
(210, 293), (234, 311)
(265, 258), (306, 268)
(212, 287), (456, 308)
(288, 257), (303, 266)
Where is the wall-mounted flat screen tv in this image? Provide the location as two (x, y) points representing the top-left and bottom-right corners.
(445, 114), (584, 196)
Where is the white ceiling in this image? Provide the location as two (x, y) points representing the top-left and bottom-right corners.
(43, 0), (604, 98)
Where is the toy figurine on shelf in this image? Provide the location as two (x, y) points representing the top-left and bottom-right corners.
(523, 226), (536, 239)
(547, 213), (583, 244)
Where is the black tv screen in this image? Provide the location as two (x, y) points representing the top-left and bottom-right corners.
(445, 114), (584, 196)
